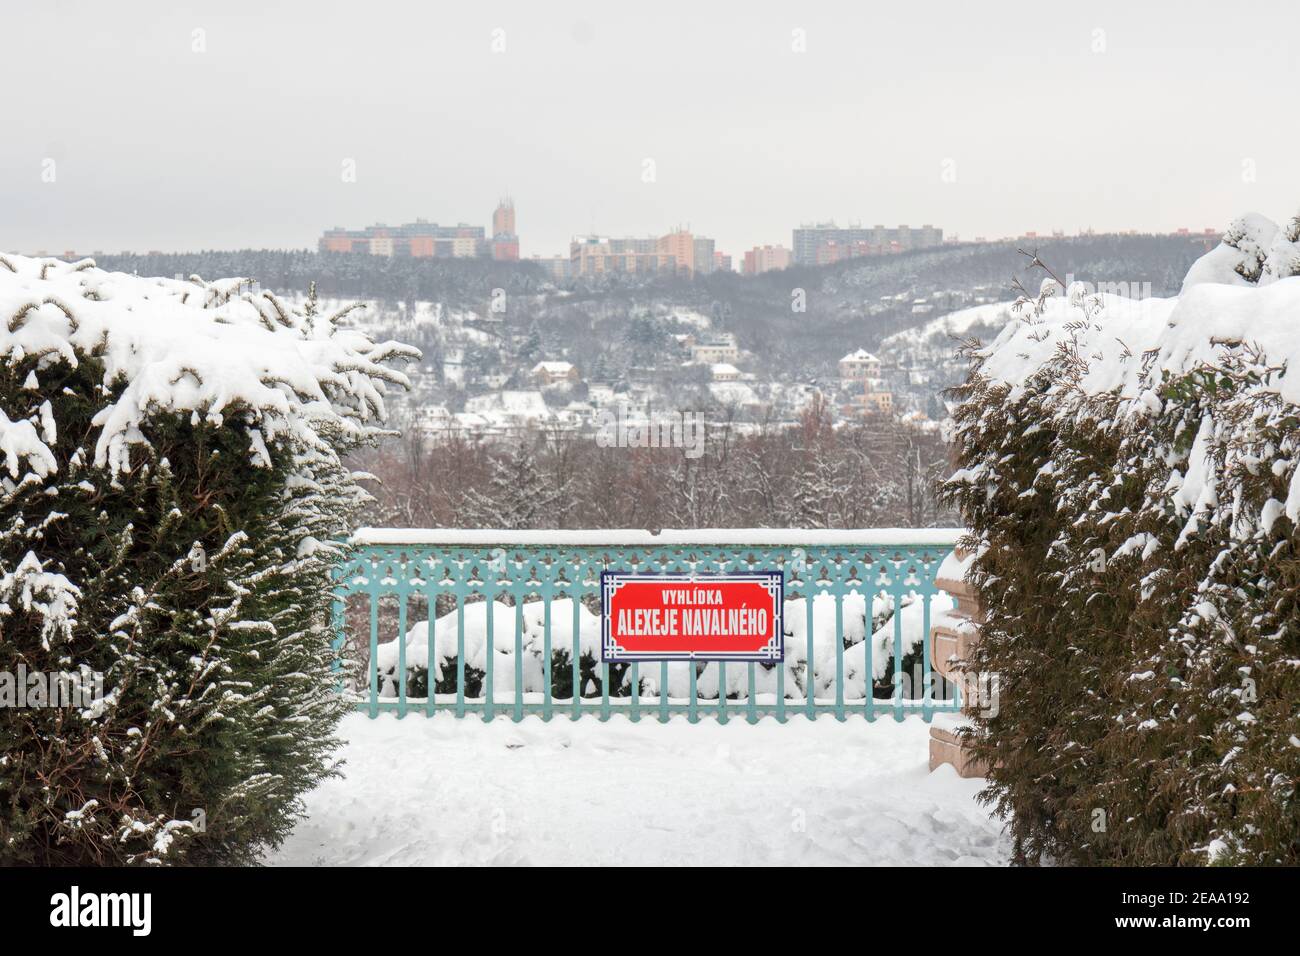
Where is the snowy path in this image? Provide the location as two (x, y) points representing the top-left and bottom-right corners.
(269, 713), (1010, 866)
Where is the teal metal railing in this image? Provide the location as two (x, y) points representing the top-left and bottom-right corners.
(332, 529), (964, 723)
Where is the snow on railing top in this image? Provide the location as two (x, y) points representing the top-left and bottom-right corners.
(351, 527), (966, 547)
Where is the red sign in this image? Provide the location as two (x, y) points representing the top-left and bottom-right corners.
(601, 572), (784, 662)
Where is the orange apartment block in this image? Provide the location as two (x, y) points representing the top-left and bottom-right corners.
(657, 230), (696, 275)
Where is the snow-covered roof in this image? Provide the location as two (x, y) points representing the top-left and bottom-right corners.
(0, 253), (416, 476)
(414, 404), (452, 421)
(464, 389), (550, 418)
(668, 310), (712, 329)
(531, 360), (574, 375)
(586, 384), (616, 405)
(694, 332), (737, 347)
(709, 381), (760, 406)
(711, 362), (739, 375)
(839, 349), (880, 364)
(453, 411), (492, 429)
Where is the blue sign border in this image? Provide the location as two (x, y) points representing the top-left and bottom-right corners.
(601, 570), (784, 663)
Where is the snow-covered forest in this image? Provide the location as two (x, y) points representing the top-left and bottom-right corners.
(358, 394), (954, 531)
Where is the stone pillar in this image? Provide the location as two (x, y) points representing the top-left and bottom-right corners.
(929, 547), (988, 778)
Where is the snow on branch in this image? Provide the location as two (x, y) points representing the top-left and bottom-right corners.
(0, 254), (420, 476)
(0, 406), (56, 481)
(974, 212), (1300, 408)
(0, 551), (81, 649)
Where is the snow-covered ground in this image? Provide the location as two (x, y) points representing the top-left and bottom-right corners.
(269, 713), (1009, 866)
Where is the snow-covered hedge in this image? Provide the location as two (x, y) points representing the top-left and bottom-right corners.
(0, 254), (416, 864)
(941, 213), (1300, 865)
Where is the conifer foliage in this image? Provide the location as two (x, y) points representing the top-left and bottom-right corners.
(0, 255), (417, 864)
(941, 215), (1300, 865)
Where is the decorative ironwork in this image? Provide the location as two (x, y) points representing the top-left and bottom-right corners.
(333, 533), (963, 724)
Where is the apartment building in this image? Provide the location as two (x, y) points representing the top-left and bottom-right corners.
(838, 348), (882, 388)
(320, 200), (517, 258)
(319, 220), (487, 257)
(530, 255), (571, 281)
(531, 361), (579, 387)
(792, 223), (944, 265)
(742, 245), (792, 275)
(491, 198), (519, 261)
(690, 333), (740, 364)
(569, 228), (720, 278)
(838, 348), (893, 416)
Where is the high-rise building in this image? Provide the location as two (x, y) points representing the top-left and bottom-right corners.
(661, 229), (719, 275)
(569, 228), (720, 278)
(492, 199), (515, 237)
(570, 235), (677, 276)
(319, 228), (370, 253)
(691, 235), (715, 274)
(529, 255), (571, 281)
(742, 245), (791, 275)
(319, 219), (487, 257)
(658, 229), (698, 275)
(791, 223), (943, 265)
(491, 198), (519, 261)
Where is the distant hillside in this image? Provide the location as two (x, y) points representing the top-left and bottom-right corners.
(592, 234), (1206, 380)
(92, 249), (550, 307)
(92, 233), (1202, 307)
(91, 234), (1209, 393)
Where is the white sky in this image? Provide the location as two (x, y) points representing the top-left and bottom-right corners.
(2, 0), (1297, 257)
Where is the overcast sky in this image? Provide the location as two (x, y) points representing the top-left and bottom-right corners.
(3, 0), (1297, 258)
